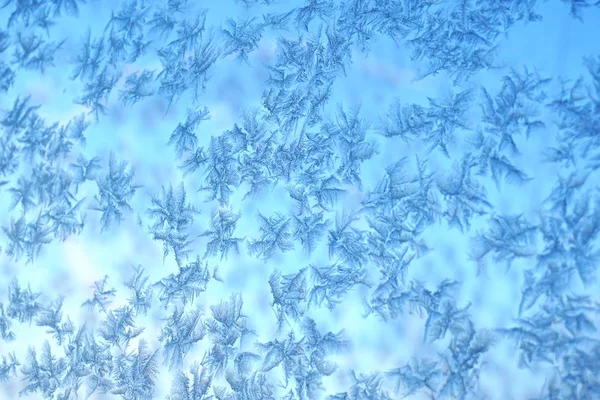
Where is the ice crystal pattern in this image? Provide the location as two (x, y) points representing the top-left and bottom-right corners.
(0, 0), (599, 399)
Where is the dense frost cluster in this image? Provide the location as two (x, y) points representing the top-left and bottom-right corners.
(0, 0), (599, 399)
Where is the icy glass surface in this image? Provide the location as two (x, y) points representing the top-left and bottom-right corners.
(0, 0), (599, 399)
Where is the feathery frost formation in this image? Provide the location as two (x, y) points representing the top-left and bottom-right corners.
(0, 0), (599, 399)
